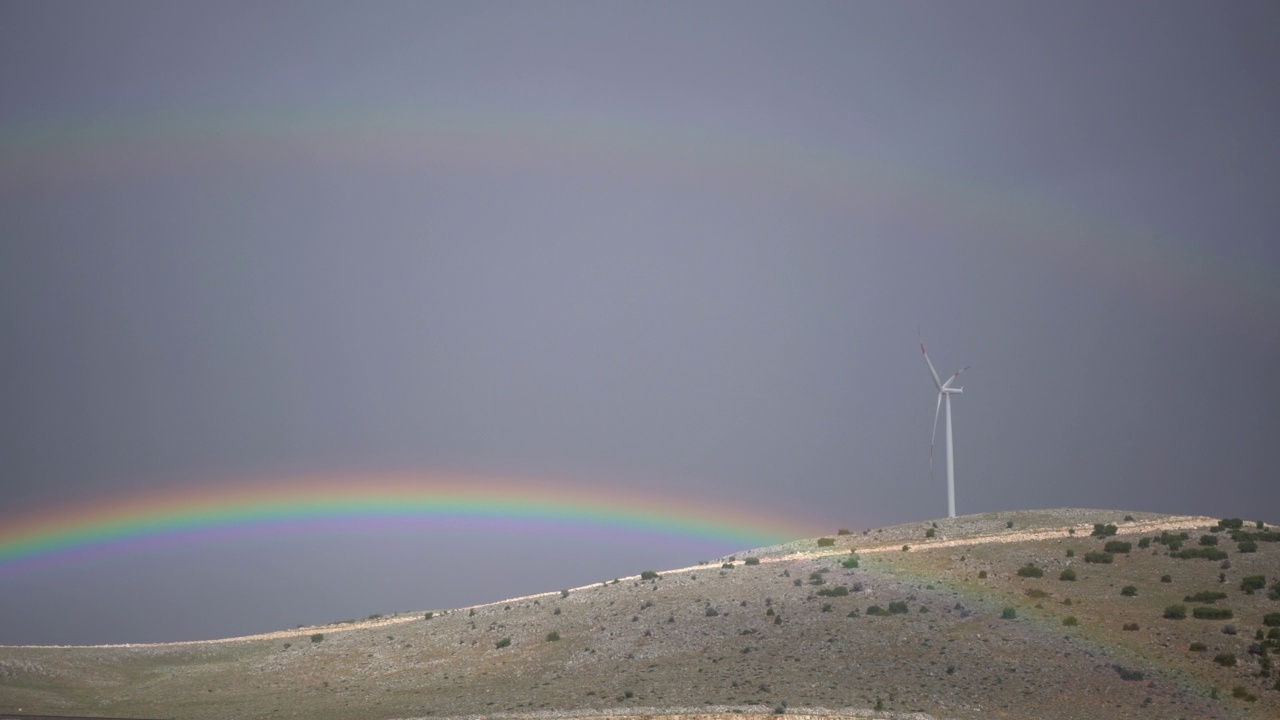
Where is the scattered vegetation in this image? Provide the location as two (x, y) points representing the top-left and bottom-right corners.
(817, 537), (836, 547)
(722, 562), (735, 569)
(1199, 534), (1219, 546)
(816, 585), (849, 597)
(902, 544), (910, 552)
(1189, 642), (1207, 651)
(1164, 604), (1187, 620)
(1122, 623), (1140, 631)
(1059, 568), (1077, 581)
(888, 601), (909, 614)
(1084, 551), (1113, 564)
(1091, 523), (1118, 537)
(560, 589), (569, 599)
(1185, 590), (1228, 603)
(1138, 537), (1151, 549)
(841, 557), (859, 569)
(837, 528), (852, 535)
(1001, 606), (1017, 619)
(1262, 613), (1280, 627)
(1063, 616), (1078, 626)
(1121, 585), (1137, 597)
(1113, 664), (1144, 681)
(1016, 564), (1044, 578)
(310, 633), (324, 643)
(1173, 547), (1229, 561)
(744, 557), (760, 566)
(925, 528), (936, 538)
(977, 570), (988, 579)
(495, 637), (511, 649)
(1104, 540), (1132, 554)
(1231, 686), (1257, 702)
(1213, 652), (1237, 667)
(640, 570), (660, 580)
(1192, 606), (1233, 620)
(1161, 574), (1172, 583)
(423, 612), (434, 620)
(545, 631), (560, 642)
(1238, 540), (1258, 553)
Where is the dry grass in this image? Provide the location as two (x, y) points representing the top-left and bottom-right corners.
(1, 508), (1277, 720)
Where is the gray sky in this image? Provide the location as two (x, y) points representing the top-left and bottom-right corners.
(2, 1), (1278, 645)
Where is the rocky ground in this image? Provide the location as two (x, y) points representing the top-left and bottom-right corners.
(2, 509), (1278, 720)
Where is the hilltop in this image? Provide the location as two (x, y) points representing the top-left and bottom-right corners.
(2, 508), (1278, 720)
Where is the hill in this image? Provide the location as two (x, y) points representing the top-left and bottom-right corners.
(2, 509), (1278, 719)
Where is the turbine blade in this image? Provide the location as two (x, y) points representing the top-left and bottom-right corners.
(942, 365), (971, 389)
(930, 392), (943, 476)
(920, 339), (943, 391)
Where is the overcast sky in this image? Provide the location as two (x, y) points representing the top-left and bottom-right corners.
(2, 1), (1278, 645)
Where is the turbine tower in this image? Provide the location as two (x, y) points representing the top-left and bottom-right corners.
(920, 334), (970, 518)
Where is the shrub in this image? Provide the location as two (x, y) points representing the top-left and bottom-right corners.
(1199, 534), (1219, 546)
(1161, 574), (1172, 583)
(1001, 606), (1017, 619)
(1238, 540), (1258, 553)
(1059, 568), (1077, 581)
(1231, 686), (1257, 702)
(640, 570), (660, 580)
(1063, 616), (1078, 626)
(1241, 575), (1265, 594)
(1065, 549), (1075, 557)
(705, 607), (719, 617)
(1124, 515), (1134, 521)
(1113, 664), (1144, 681)
(866, 605), (886, 616)
(1017, 564), (1044, 578)
(1193, 606), (1233, 620)
(560, 589), (569, 599)
(1138, 537), (1151, 549)
(553, 607), (561, 615)
(744, 557), (760, 566)
(1025, 588), (1048, 599)
(310, 633), (324, 643)
(817, 537), (836, 547)
(1268, 628), (1280, 639)
(1084, 551), (1113, 564)
(722, 562), (734, 569)
(1121, 585), (1137, 597)
(902, 545), (910, 552)
(546, 631), (560, 642)
(925, 528), (936, 538)
(1185, 591), (1228, 603)
(1190, 642), (1207, 651)
(1213, 652), (1236, 667)
(1173, 547), (1228, 560)
(978, 570), (988, 579)
(495, 637), (511, 649)
(1164, 604), (1187, 619)
(888, 601), (909, 614)
(817, 585), (850, 597)
(1123, 623), (1140, 631)
(1262, 613), (1280, 627)
(1092, 523), (1118, 537)
(1219, 518), (1244, 530)
(1222, 624), (1237, 635)
(423, 612), (434, 620)
(1006, 520), (1014, 529)
(841, 557), (859, 569)
(837, 528), (852, 535)
(1104, 540), (1132, 554)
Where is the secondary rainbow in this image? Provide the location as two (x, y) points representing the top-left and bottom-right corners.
(0, 474), (829, 577)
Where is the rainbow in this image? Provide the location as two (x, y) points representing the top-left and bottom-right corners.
(0, 474), (829, 578)
(1, 104), (1276, 316)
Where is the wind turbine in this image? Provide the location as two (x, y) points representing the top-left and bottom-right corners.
(920, 334), (970, 518)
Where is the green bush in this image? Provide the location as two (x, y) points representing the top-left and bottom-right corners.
(1059, 568), (1077, 581)
(1063, 616), (1078, 626)
(1001, 606), (1017, 619)
(640, 570), (660, 580)
(545, 631), (560, 641)
(1189, 642), (1207, 651)
(902, 544), (910, 552)
(1122, 622), (1140, 631)
(1184, 591), (1228, 603)
(866, 605), (886, 616)
(495, 637), (511, 649)
(888, 600), (909, 614)
(1240, 575), (1265, 593)
(1161, 574), (1172, 583)
(1231, 686), (1257, 702)
(1199, 534), (1219, 546)
(1237, 540), (1258, 553)
(722, 562), (734, 569)
(1084, 551), (1113, 564)
(1214, 652), (1237, 667)
(925, 528), (936, 538)
(1138, 537), (1151, 549)
(978, 570), (987, 579)
(1121, 585), (1137, 597)
(1173, 547), (1228, 560)
(1113, 664), (1144, 681)
(1219, 518), (1244, 530)
(1017, 564), (1044, 578)
(841, 557), (859, 569)
(1092, 523), (1118, 537)
(310, 633), (324, 643)
(1066, 548), (1075, 557)
(744, 557), (760, 566)
(1192, 606), (1233, 620)
(817, 537), (836, 547)
(560, 589), (569, 599)
(1164, 604), (1187, 620)
(1104, 540), (1132, 554)
(1263, 613), (1280, 627)
(837, 528), (852, 535)
(423, 612), (434, 620)
(817, 585), (849, 597)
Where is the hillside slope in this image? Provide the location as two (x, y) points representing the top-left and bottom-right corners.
(2, 509), (1278, 720)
